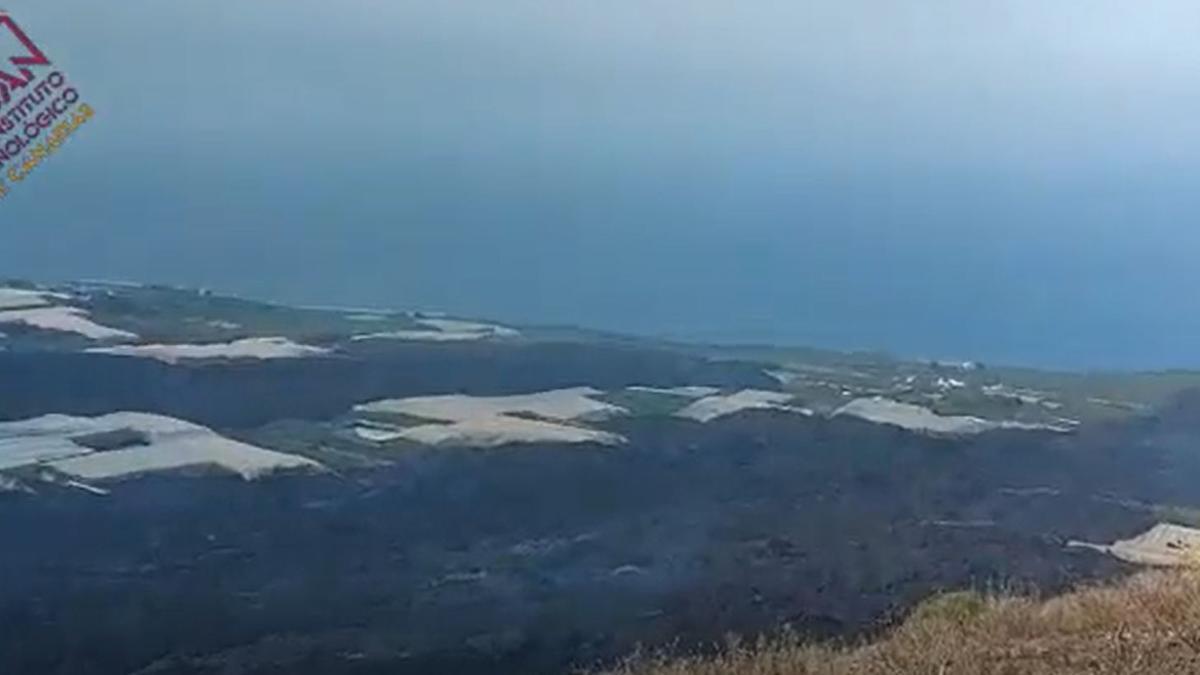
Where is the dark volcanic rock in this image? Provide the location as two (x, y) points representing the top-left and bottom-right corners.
(1, 408), (1173, 675)
(0, 342), (775, 428)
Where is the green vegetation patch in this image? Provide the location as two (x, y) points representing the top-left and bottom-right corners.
(78, 284), (426, 344)
(598, 389), (696, 417)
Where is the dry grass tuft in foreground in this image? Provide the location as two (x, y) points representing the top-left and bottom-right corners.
(602, 570), (1200, 674)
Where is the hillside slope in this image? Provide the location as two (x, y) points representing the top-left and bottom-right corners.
(606, 569), (1200, 674)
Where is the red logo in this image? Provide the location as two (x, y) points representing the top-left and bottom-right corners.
(0, 14), (52, 106)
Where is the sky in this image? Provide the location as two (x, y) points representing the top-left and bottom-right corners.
(2, 1), (1200, 369)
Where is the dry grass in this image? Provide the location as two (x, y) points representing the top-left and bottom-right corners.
(602, 570), (1200, 674)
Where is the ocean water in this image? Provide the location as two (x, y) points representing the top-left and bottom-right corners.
(6, 0), (1200, 371)
(4, 157), (1198, 372)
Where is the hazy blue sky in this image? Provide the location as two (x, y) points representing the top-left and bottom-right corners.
(3, 1), (1200, 369)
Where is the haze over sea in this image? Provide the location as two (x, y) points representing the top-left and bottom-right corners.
(3, 1), (1199, 370)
